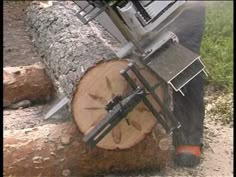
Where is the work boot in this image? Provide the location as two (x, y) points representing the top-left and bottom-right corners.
(174, 145), (201, 167)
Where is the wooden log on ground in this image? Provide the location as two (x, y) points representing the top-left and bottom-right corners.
(4, 122), (170, 177)
(3, 62), (54, 107)
(3, 1), (173, 176)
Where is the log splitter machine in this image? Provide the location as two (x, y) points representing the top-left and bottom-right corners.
(47, 0), (208, 149)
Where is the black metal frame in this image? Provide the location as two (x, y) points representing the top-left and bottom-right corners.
(82, 62), (181, 148)
(120, 63), (181, 133)
(82, 87), (146, 148)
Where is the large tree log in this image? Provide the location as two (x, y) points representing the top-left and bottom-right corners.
(3, 1), (173, 175)
(3, 62), (54, 107)
(25, 1), (120, 99)
(4, 122), (170, 177)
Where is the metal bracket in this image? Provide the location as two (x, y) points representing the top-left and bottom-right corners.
(115, 31), (177, 59)
(145, 41), (207, 96)
(120, 63), (181, 133)
(83, 87), (146, 148)
(83, 62), (181, 148)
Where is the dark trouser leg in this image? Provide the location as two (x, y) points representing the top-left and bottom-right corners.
(166, 2), (206, 146)
(172, 73), (205, 146)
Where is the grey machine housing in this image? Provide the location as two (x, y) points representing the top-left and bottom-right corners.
(74, 0), (207, 96)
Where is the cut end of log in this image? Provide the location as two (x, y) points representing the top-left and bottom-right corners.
(72, 60), (165, 150)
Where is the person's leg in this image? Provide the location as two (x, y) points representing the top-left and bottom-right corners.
(166, 2), (206, 166)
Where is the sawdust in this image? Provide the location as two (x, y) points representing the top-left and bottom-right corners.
(3, 1), (233, 177)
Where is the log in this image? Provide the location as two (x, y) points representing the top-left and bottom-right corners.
(3, 1), (173, 175)
(4, 122), (170, 177)
(3, 62), (54, 107)
(25, 1), (120, 99)
(72, 59), (165, 150)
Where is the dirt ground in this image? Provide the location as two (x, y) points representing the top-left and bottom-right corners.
(3, 1), (40, 67)
(3, 1), (233, 177)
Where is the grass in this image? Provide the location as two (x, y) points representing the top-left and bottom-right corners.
(200, 1), (233, 93)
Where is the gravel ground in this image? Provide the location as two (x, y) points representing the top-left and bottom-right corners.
(3, 1), (233, 177)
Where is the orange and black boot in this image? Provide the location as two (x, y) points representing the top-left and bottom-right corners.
(172, 128), (203, 167)
(174, 145), (201, 167)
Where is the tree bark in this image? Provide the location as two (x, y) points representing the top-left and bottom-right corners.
(25, 1), (120, 99)
(3, 62), (54, 107)
(4, 122), (170, 177)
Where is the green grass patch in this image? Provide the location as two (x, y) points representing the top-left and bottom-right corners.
(201, 1), (233, 92)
